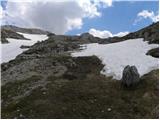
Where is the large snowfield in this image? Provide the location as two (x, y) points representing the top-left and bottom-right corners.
(72, 38), (159, 80)
(0, 32), (48, 63)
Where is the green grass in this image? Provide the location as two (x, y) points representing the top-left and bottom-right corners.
(1, 55), (159, 119)
(2, 75), (42, 104)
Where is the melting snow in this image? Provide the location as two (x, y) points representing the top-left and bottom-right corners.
(1, 32), (48, 63)
(71, 38), (159, 80)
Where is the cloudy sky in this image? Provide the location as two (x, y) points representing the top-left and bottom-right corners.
(0, 0), (159, 38)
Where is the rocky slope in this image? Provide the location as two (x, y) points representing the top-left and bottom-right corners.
(1, 25), (49, 34)
(1, 29), (29, 43)
(101, 22), (159, 44)
(1, 22), (159, 119)
(1, 25), (50, 43)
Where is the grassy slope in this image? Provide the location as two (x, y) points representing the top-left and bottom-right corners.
(1, 55), (159, 119)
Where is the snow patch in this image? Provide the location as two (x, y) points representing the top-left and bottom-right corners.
(1, 32), (48, 63)
(71, 38), (159, 80)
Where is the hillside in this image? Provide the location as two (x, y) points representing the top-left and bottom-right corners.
(100, 22), (159, 44)
(1, 25), (49, 34)
(1, 25), (50, 43)
(1, 29), (29, 43)
(1, 22), (159, 119)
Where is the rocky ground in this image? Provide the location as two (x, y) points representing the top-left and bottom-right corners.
(1, 22), (159, 119)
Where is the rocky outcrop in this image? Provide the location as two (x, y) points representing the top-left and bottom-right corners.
(1, 25), (50, 34)
(1, 29), (29, 43)
(146, 48), (159, 58)
(79, 33), (103, 43)
(121, 65), (140, 87)
(80, 33), (94, 40)
(20, 45), (31, 49)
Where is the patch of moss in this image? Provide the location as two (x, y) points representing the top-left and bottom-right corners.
(2, 75), (42, 103)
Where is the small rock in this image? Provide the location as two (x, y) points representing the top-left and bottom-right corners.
(17, 109), (20, 112)
(94, 99), (97, 102)
(101, 110), (105, 113)
(143, 92), (151, 99)
(90, 100), (94, 103)
(19, 114), (25, 118)
(107, 108), (111, 112)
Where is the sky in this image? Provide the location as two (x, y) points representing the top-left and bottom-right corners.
(0, 0), (159, 38)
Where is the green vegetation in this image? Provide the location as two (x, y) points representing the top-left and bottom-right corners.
(1, 55), (158, 119)
(2, 75), (42, 106)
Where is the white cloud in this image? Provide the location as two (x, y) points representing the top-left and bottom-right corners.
(1, 0), (112, 34)
(89, 28), (129, 38)
(67, 18), (83, 30)
(114, 31), (129, 37)
(134, 10), (159, 24)
(89, 28), (113, 38)
(93, 0), (112, 7)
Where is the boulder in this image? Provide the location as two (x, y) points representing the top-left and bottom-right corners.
(146, 48), (159, 58)
(121, 65), (140, 87)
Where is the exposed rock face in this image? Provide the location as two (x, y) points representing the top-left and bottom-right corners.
(20, 45), (31, 49)
(1, 29), (29, 43)
(121, 65), (140, 87)
(79, 33), (103, 43)
(146, 48), (159, 58)
(80, 33), (94, 40)
(1, 25), (49, 34)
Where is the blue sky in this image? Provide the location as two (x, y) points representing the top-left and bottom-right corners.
(0, 0), (159, 37)
(66, 1), (159, 35)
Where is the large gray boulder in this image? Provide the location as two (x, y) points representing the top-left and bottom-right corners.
(146, 48), (159, 58)
(121, 65), (140, 87)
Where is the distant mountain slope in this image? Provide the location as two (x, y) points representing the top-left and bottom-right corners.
(1, 29), (29, 43)
(123, 22), (158, 44)
(1, 25), (50, 34)
(1, 25), (50, 43)
(101, 22), (159, 44)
